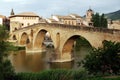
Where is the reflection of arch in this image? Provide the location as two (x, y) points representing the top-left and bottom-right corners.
(13, 35), (17, 40)
(62, 35), (91, 54)
(20, 32), (29, 45)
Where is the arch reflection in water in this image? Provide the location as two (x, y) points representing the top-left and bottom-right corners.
(9, 50), (75, 72)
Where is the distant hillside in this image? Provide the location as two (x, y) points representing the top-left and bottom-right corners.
(105, 10), (120, 20)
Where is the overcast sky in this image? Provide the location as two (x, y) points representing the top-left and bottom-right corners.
(0, 0), (120, 18)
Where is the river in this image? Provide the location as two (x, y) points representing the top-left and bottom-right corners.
(8, 46), (91, 73)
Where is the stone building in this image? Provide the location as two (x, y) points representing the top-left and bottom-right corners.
(51, 15), (77, 25)
(46, 8), (94, 27)
(0, 14), (7, 25)
(9, 9), (42, 33)
(69, 14), (83, 25)
(0, 15), (5, 25)
(85, 8), (94, 26)
(47, 14), (82, 26)
(108, 20), (120, 30)
(46, 18), (58, 24)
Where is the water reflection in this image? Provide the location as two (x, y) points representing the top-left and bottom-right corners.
(8, 46), (91, 72)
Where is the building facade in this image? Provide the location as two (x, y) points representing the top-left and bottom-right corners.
(0, 14), (10, 30)
(85, 8), (94, 26)
(46, 8), (94, 27)
(9, 9), (41, 33)
(0, 14), (7, 25)
(108, 20), (120, 30)
(47, 14), (82, 26)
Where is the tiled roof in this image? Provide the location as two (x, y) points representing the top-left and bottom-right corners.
(69, 14), (82, 18)
(16, 12), (39, 16)
(9, 12), (39, 18)
(54, 15), (76, 20)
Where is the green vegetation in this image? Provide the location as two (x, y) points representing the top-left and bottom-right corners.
(92, 13), (107, 28)
(12, 69), (120, 80)
(105, 10), (120, 20)
(0, 25), (15, 80)
(75, 37), (91, 51)
(81, 40), (120, 75)
(14, 69), (88, 80)
(11, 46), (25, 51)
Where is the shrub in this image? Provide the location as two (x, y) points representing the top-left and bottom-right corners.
(81, 40), (120, 75)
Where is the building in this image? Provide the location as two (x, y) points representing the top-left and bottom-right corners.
(46, 8), (94, 27)
(9, 9), (42, 33)
(108, 20), (120, 30)
(47, 14), (82, 26)
(0, 14), (10, 30)
(0, 14), (7, 25)
(69, 14), (83, 25)
(46, 18), (58, 24)
(85, 8), (94, 26)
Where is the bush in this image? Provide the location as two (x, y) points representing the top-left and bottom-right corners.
(81, 40), (120, 75)
(0, 25), (15, 80)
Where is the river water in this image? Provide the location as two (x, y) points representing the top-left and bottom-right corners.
(8, 46), (91, 73)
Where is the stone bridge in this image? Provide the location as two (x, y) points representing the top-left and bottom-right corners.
(11, 23), (120, 62)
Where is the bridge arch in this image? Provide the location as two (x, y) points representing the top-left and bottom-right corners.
(20, 32), (30, 46)
(34, 29), (54, 50)
(62, 35), (92, 56)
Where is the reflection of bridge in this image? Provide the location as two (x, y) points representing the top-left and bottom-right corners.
(11, 23), (120, 62)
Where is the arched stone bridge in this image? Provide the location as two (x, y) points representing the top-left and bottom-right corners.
(11, 23), (120, 62)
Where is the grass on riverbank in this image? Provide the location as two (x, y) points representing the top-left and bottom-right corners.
(13, 69), (120, 80)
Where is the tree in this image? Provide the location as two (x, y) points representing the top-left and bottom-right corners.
(92, 13), (108, 28)
(92, 13), (100, 27)
(0, 25), (15, 80)
(81, 40), (120, 75)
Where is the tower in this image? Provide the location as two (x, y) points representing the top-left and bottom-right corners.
(86, 7), (94, 22)
(10, 9), (15, 15)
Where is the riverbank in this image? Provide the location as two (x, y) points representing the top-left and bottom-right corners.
(13, 69), (120, 80)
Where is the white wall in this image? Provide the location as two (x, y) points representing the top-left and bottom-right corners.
(0, 18), (3, 25)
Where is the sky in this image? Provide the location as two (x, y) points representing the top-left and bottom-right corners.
(0, 0), (120, 18)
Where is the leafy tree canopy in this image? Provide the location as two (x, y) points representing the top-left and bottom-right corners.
(0, 25), (15, 80)
(92, 13), (108, 28)
(81, 40), (120, 75)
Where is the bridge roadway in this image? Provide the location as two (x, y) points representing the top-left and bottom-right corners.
(11, 23), (120, 62)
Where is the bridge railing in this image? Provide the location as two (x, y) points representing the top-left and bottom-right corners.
(13, 23), (120, 34)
